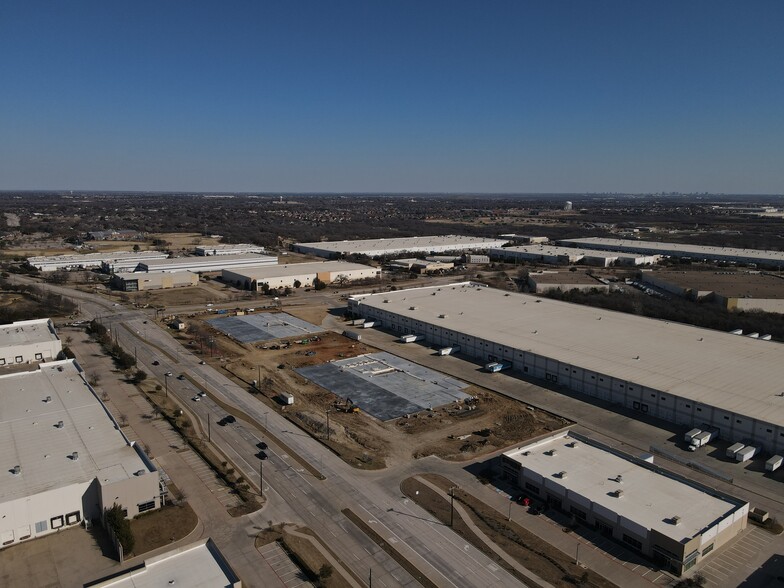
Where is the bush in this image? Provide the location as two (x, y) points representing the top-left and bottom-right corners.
(105, 503), (135, 555)
(132, 370), (147, 383)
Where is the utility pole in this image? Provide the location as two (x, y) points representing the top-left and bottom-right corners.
(258, 365), (261, 390)
(207, 414), (211, 442)
(326, 410), (330, 441)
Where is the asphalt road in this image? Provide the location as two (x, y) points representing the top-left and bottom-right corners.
(18, 276), (524, 588)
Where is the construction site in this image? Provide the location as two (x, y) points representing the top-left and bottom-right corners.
(164, 305), (570, 469)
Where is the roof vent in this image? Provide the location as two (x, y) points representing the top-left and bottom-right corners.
(55, 421), (64, 429)
(546, 449), (557, 456)
(383, 299), (389, 303)
(567, 441), (578, 448)
(615, 474), (623, 483)
(612, 489), (624, 498)
(522, 451), (531, 456)
(438, 314), (448, 319)
(44, 396), (52, 403)
(70, 452), (79, 461)
(557, 471), (567, 479)
(670, 515), (681, 525)
(135, 469), (146, 476)
(12, 465), (21, 476)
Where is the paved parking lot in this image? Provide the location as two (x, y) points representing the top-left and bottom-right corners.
(699, 526), (774, 587)
(258, 541), (314, 588)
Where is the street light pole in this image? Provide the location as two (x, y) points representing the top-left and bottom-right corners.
(576, 543), (580, 565)
(207, 414), (211, 442)
(164, 374), (169, 397)
(259, 459), (264, 498)
(508, 499), (513, 521)
(450, 486), (456, 527)
(326, 410), (330, 441)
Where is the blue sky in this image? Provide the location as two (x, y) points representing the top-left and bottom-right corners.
(1, 1), (783, 193)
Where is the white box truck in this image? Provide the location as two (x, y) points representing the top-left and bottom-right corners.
(485, 360), (511, 373)
(684, 428), (702, 444)
(688, 427), (719, 451)
(765, 455), (782, 472)
(726, 442), (745, 459)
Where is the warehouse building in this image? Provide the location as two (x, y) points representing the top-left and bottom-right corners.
(110, 270), (199, 292)
(136, 253), (277, 273)
(502, 431), (748, 575)
(389, 258), (454, 273)
(0, 318), (62, 367)
(639, 271), (784, 314)
(292, 235), (509, 259)
(348, 282), (784, 452)
(86, 539), (241, 587)
(27, 251), (168, 273)
(499, 234), (550, 244)
(527, 271), (609, 294)
(0, 360), (161, 549)
(491, 246), (660, 267)
(222, 261), (379, 291)
(558, 238), (784, 268)
(195, 243), (266, 256)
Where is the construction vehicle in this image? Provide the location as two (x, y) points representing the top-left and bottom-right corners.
(334, 397), (361, 414)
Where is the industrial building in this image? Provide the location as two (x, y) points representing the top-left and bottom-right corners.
(491, 245), (661, 267)
(502, 431), (748, 575)
(348, 282), (784, 452)
(195, 243), (266, 256)
(389, 258), (454, 273)
(110, 270), (199, 292)
(639, 271), (784, 314)
(292, 235), (509, 259)
(222, 261), (378, 291)
(527, 271), (609, 294)
(0, 318), (62, 367)
(0, 360), (161, 549)
(27, 251), (168, 273)
(86, 229), (142, 241)
(499, 234), (550, 244)
(86, 539), (241, 587)
(136, 253), (277, 273)
(558, 238), (784, 268)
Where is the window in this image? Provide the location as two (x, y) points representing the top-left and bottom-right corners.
(736, 419), (742, 424)
(137, 500), (156, 513)
(628, 387), (634, 391)
(651, 393), (656, 398)
(570, 507), (586, 520)
(697, 407), (702, 412)
(622, 534), (642, 551)
(35, 521), (47, 534)
(685, 404), (691, 408)
(724, 416), (729, 420)
(590, 375), (595, 380)
(767, 429), (773, 433)
(15, 355), (22, 363)
(633, 401), (640, 410)
(35, 353), (43, 360)
(702, 543), (714, 556)
(50, 516), (64, 529)
(525, 482), (540, 495)
(599, 378), (604, 382)
(65, 511), (81, 525)
(523, 367), (528, 373)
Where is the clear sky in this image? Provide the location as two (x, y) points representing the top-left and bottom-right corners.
(1, 1), (783, 194)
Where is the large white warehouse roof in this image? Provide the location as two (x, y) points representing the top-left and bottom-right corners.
(223, 260), (374, 280)
(0, 360), (153, 503)
(349, 282), (784, 426)
(558, 238), (784, 266)
(294, 235), (509, 257)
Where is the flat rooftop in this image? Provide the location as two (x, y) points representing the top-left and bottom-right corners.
(505, 432), (742, 542)
(645, 271), (784, 299)
(296, 352), (470, 420)
(0, 360), (153, 503)
(493, 245), (587, 257)
(87, 539), (239, 588)
(27, 251), (167, 264)
(208, 312), (322, 343)
(0, 318), (59, 349)
(224, 261), (373, 279)
(529, 272), (605, 285)
(350, 282), (784, 426)
(559, 238), (784, 264)
(296, 235), (508, 253)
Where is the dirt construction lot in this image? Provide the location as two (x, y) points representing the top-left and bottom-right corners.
(173, 304), (571, 469)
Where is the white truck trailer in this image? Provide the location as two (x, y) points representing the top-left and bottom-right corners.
(765, 455), (783, 472)
(726, 443), (746, 459)
(736, 445), (760, 462)
(437, 345), (460, 356)
(688, 427), (719, 451)
(399, 334), (424, 343)
(684, 428), (702, 444)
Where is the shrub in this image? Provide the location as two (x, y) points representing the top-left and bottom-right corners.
(105, 503), (135, 555)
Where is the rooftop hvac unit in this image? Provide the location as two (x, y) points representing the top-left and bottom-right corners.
(546, 449), (557, 456)
(613, 489), (624, 498)
(55, 421), (64, 429)
(567, 441), (579, 448)
(615, 474), (623, 483)
(438, 314), (448, 319)
(12, 465), (21, 476)
(670, 515), (681, 526)
(409, 306), (418, 310)
(135, 469), (146, 476)
(44, 396), (52, 403)
(71, 452), (79, 461)
(557, 471), (567, 479)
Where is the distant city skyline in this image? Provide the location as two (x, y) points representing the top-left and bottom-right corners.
(1, 1), (783, 194)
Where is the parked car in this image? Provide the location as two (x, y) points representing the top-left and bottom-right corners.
(191, 396), (201, 402)
(177, 374), (185, 380)
(223, 415), (236, 424)
(152, 360), (159, 366)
